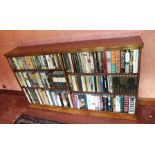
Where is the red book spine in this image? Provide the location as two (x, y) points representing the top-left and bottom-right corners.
(70, 93), (76, 108)
(123, 96), (129, 113)
(102, 51), (107, 73)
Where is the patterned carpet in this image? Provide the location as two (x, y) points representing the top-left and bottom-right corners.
(14, 114), (64, 124)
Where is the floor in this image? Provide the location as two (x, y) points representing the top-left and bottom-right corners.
(0, 91), (144, 124)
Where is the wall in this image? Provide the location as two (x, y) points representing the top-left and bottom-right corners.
(0, 30), (154, 98)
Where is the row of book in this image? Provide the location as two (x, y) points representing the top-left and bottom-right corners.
(62, 49), (139, 73)
(68, 75), (108, 92)
(73, 94), (136, 114)
(9, 54), (61, 70)
(16, 71), (67, 89)
(68, 74), (137, 95)
(23, 88), (72, 107)
(23, 88), (136, 114)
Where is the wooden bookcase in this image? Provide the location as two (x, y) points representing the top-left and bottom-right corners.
(5, 36), (143, 121)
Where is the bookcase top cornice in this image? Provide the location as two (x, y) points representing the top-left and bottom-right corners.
(5, 36), (143, 57)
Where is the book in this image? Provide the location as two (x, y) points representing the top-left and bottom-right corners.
(106, 51), (111, 73)
(128, 96), (136, 114)
(121, 50), (125, 73)
(102, 51), (107, 73)
(125, 50), (130, 73)
(133, 49), (139, 73)
(87, 94), (99, 110)
(111, 51), (116, 73)
(123, 96), (129, 113)
(115, 96), (123, 113)
(115, 50), (121, 73)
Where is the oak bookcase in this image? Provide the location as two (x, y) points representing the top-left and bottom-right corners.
(5, 36), (143, 121)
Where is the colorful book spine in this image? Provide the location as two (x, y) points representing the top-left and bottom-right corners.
(102, 51), (107, 73)
(116, 50), (120, 73)
(123, 96), (129, 113)
(111, 51), (116, 73)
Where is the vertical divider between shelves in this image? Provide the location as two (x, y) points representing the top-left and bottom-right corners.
(6, 57), (26, 99)
(135, 46), (143, 115)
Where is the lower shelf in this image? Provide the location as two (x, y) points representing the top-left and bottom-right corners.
(29, 104), (137, 121)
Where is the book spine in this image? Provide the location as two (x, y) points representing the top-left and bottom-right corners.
(121, 50), (125, 73)
(123, 96), (129, 113)
(115, 50), (120, 73)
(125, 50), (130, 73)
(77, 75), (83, 91)
(133, 49), (139, 73)
(111, 51), (116, 73)
(106, 51), (111, 73)
(128, 96), (136, 114)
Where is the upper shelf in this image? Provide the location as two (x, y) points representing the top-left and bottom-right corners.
(4, 36), (144, 57)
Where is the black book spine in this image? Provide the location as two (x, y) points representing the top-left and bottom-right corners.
(65, 94), (70, 107)
(59, 94), (64, 107)
(74, 53), (80, 73)
(121, 50), (126, 73)
(62, 54), (71, 71)
(95, 51), (100, 72)
(94, 76), (97, 92)
(104, 75), (108, 92)
(71, 54), (77, 72)
(102, 97), (108, 111)
(92, 52), (97, 73)
(77, 75), (83, 91)
(43, 55), (49, 69)
(76, 53), (82, 73)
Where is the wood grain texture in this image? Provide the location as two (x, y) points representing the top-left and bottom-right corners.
(29, 104), (137, 120)
(5, 36), (143, 57)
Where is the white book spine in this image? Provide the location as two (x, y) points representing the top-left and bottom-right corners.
(133, 49), (139, 73)
(106, 51), (111, 73)
(128, 96), (136, 114)
(35, 89), (43, 105)
(115, 96), (121, 112)
(72, 76), (78, 91)
(23, 88), (31, 103)
(45, 90), (53, 105)
(23, 72), (31, 87)
(56, 94), (62, 107)
(68, 53), (74, 72)
(67, 94), (73, 108)
(81, 76), (86, 91)
(51, 92), (58, 106)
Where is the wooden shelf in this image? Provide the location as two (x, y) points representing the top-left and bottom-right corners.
(29, 104), (137, 120)
(5, 36), (143, 57)
(71, 90), (136, 96)
(22, 86), (69, 91)
(14, 69), (62, 72)
(66, 72), (138, 75)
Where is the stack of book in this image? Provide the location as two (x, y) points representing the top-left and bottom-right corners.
(62, 49), (139, 73)
(8, 54), (61, 70)
(51, 71), (67, 89)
